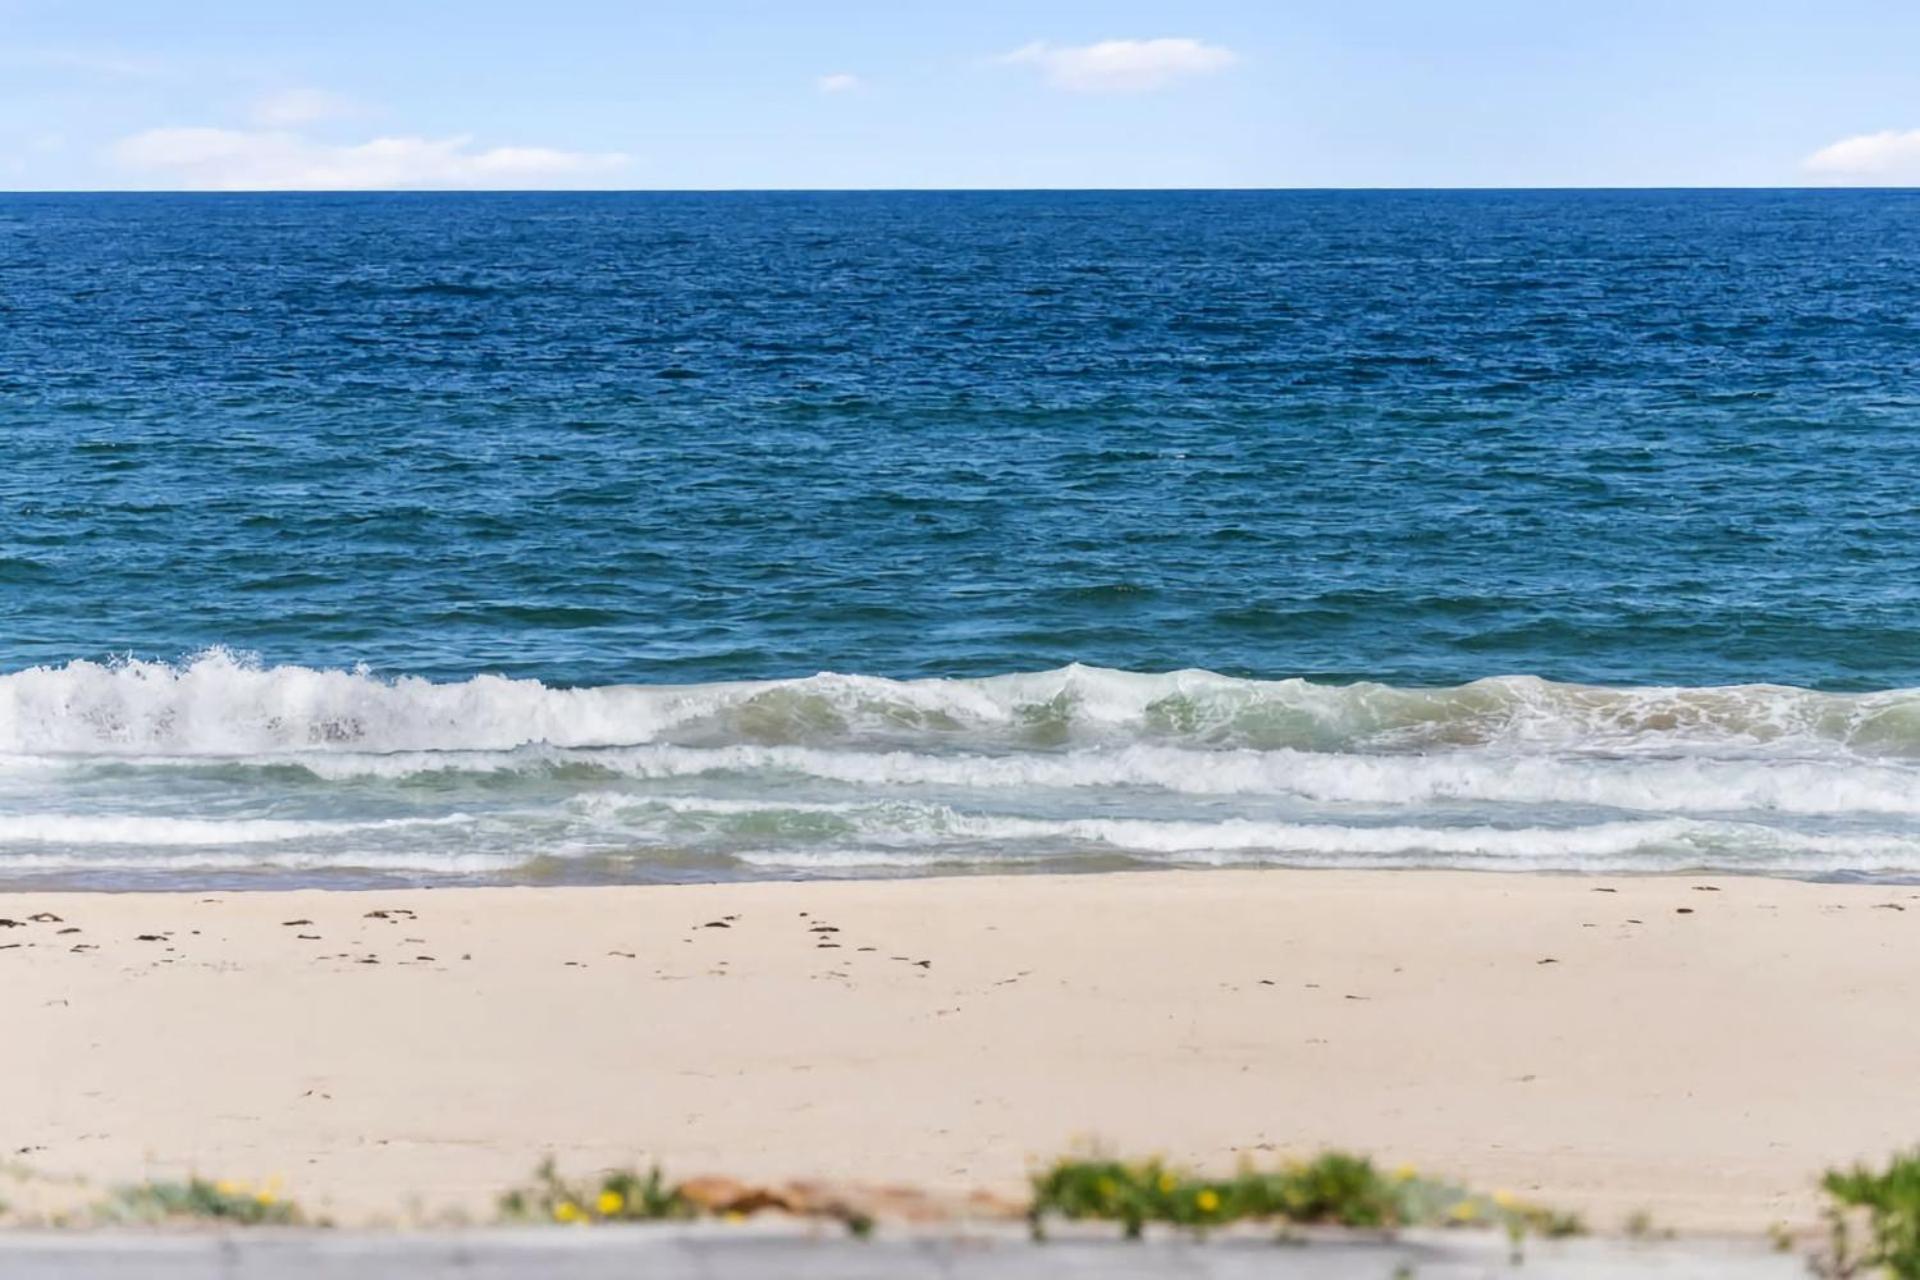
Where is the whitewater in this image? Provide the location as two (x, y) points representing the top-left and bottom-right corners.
(1, 651), (1917, 888)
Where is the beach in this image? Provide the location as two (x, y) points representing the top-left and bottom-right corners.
(5, 868), (1915, 1233)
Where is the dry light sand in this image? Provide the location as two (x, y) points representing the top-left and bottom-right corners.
(4, 869), (1918, 1233)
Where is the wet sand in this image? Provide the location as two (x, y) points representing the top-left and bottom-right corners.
(3, 870), (1917, 1231)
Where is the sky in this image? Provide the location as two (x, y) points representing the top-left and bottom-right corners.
(4, 0), (1920, 190)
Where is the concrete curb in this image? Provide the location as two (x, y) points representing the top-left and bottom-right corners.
(0, 1224), (1812, 1278)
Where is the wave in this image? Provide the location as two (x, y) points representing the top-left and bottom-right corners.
(3, 650), (1920, 758)
(311, 742), (1918, 818)
(5, 652), (1920, 883)
(571, 795), (1920, 864)
(731, 842), (1920, 876)
(6, 798), (1915, 876)
(0, 813), (473, 845)
(0, 848), (521, 874)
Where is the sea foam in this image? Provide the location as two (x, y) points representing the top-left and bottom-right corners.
(1, 650), (1917, 756)
(1, 652), (1917, 884)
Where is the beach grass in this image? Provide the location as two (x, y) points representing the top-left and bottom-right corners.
(1027, 1150), (1583, 1243)
(1821, 1151), (1920, 1278)
(496, 1159), (877, 1236)
(94, 1176), (305, 1227)
(497, 1159), (696, 1227)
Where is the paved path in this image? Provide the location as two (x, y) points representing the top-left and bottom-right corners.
(0, 1226), (1811, 1278)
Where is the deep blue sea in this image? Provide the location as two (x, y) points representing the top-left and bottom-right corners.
(3, 190), (1920, 887)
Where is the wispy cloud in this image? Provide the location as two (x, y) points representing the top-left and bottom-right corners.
(816, 73), (863, 94)
(251, 89), (358, 128)
(996, 37), (1237, 93)
(110, 128), (629, 190)
(1805, 129), (1920, 182)
(2, 47), (172, 80)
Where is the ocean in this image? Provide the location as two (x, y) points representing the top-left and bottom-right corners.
(3, 189), (1920, 887)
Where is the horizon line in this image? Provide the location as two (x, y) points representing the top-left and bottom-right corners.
(2, 184), (1916, 195)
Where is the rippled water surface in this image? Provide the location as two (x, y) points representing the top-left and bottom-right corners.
(3, 191), (1919, 885)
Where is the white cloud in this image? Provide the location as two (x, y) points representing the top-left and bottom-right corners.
(4, 48), (171, 80)
(997, 37), (1237, 93)
(1804, 130), (1920, 182)
(252, 88), (358, 128)
(816, 73), (863, 94)
(110, 127), (630, 190)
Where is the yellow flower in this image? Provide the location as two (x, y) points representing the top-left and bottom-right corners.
(1392, 1163), (1419, 1183)
(1156, 1172), (1178, 1194)
(723, 1210), (747, 1224)
(1492, 1189), (1518, 1209)
(553, 1201), (582, 1224)
(1195, 1189), (1221, 1214)
(214, 1179), (244, 1198)
(1448, 1200), (1479, 1223)
(596, 1190), (625, 1217)
(1097, 1176), (1118, 1201)
(255, 1190), (277, 1207)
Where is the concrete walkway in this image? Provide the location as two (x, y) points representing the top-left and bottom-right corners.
(0, 1225), (1812, 1278)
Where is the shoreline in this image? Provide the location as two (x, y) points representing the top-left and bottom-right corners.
(10, 857), (1917, 897)
(6, 868), (1918, 1233)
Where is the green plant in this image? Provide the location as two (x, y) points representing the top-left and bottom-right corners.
(496, 1160), (874, 1235)
(1821, 1152), (1920, 1278)
(98, 1177), (303, 1226)
(1027, 1150), (1581, 1242)
(1247, 1151), (1403, 1227)
(497, 1159), (693, 1225)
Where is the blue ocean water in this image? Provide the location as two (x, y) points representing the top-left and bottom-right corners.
(3, 190), (1920, 886)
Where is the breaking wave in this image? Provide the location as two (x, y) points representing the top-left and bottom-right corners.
(1, 651), (1918, 885)
(3, 649), (1919, 757)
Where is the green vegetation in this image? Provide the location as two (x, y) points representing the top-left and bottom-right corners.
(496, 1159), (873, 1236)
(498, 1159), (694, 1225)
(1, 1149), (1589, 1246)
(1027, 1150), (1582, 1242)
(96, 1176), (304, 1226)
(1821, 1152), (1920, 1278)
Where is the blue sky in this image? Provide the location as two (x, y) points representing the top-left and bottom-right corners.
(4, 0), (1920, 189)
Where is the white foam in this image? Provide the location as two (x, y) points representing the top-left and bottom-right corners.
(946, 813), (1920, 859)
(6, 653), (1920, 880)
(0, 813), (473, 846)
(541, 794), (1920, 874)
(731, 841), (1920, 875)
(266, 741), (1919, 818)
(2, 651), (1918, 757)
(0, 848), (520, 872)
(723, 817), (1920, 873)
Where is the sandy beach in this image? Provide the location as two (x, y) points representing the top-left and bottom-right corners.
(4, 869), (1917, 1233)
